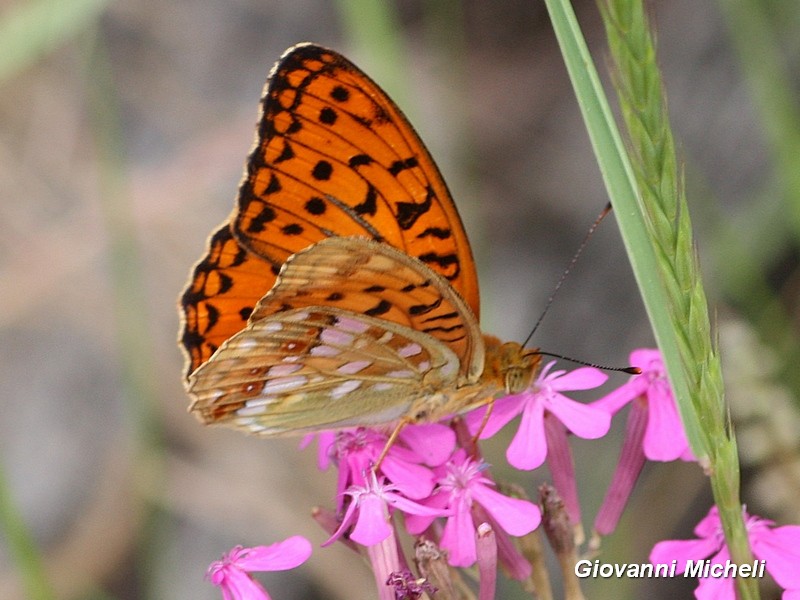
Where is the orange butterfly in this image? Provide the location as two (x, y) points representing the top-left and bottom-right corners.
(179, 43), (540, 435)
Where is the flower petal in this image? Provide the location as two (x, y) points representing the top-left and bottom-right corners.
(650, 538), (721, 572)
(380, 455), (435, 499)
(350, 494), (393, 546)
(440, 496), (477, 567)
(213, 567), (271, 600)
(546, 396), (611, 439)
(236, 536), (313, 572)
(695, 549), (735, 600)
(506, 400), (547, 470)
(323, 499), (360, 547)
(471, 485), (541, 536)
(629, 348), (663, 370)
(548, 367), (607, 392)
(387, 491), (452, 518)
(399, 423), (455, 465)
(404, 492), (449, 535)
(643, 387), (689, 461)
(751, 525), (800, 588)
(466, 393), (526, 439)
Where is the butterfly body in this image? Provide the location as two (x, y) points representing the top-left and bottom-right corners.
(180, 44), (541, 436)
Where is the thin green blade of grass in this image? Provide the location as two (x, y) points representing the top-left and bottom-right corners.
(82, 29), (167, 600)
(541, 0), (701, 450)
(333, 0), (409, 108)
(0, 0), (109, 83)
(717, 0), (800, 238)
(0, 460), (55, 600)
(715, 0), (800, 403)
(545, 1), (758, 597)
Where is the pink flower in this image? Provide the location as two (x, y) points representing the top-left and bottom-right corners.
(595, 348), (693, 462)
(594, 349), (694, 536)
(650, 506), (800, 599)
(207, 537), (312, 600)
(325, 471), (448, 547)
(406, 450), (541, 567)
(330, 426), (454, 509)
(324, 472), (449, 600)
(467, 362), (610, 470)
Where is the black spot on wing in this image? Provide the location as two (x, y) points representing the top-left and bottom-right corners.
(417, 227), (451, 240)
(305, 197), (326, 215)
(408, 297), (444, 316)
(331, 85), (349, 102)
(353, 184), (378, 216)
(417, 252), (460, 279)
(281, 223), (303, 235)
(349, 154), (373, 168)
(204, 303), (221, 331)
(365, 299), (391, 316)
(247, 205), (277, 233)
(312, 160), (333, 181)
(389, 156), (419, 176)
(396, 188), (433, 230)
(286, 119), (302, 135)
(421, 311), (460, 323)
(319, 106), (337, 125)
(422, 324), (465, 335)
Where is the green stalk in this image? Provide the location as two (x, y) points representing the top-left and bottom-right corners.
(0, 0), (109, 83)
(717, 0), (800, 238)
(83, 30), (165, 600)
(333, 0), (409, 107)
(0, 461), (55, 600)
(715, 0), (800, 401)
(544, 1), (757, 597)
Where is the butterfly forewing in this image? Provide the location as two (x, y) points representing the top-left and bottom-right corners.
(180, 224), (280, 377)
(179, 43), (480, 381)
(234, 44), (480, 316)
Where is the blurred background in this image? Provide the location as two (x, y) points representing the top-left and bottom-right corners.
(1, 0), (799, 598)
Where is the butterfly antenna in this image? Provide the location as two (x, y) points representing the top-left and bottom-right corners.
(530, 349), (641, 375)
(521, 202), (612, 348)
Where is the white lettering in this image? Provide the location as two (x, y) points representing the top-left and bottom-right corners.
(684, 560), (707, 578)
(574, 559), (593, 578)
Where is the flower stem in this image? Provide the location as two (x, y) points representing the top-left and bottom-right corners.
(0, 461), (55, 600)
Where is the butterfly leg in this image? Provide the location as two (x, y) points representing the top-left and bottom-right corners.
(470, 399), (496, 452)
(373, 417), (413, 470)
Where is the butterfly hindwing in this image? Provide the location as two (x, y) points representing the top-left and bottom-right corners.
(250, 237), (484, 381)
(187, 237), (489, 434)
(188, 306), (462, 434)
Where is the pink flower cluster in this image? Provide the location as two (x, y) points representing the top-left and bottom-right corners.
(203, 349), (800, 599)
(651, 506), (800, 599)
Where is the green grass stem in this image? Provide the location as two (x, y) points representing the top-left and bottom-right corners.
(544, 1), (758, 597)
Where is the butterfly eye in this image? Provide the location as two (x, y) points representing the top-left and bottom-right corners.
(504, 367), (532, 394)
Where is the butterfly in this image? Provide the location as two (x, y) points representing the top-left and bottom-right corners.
(179, 43), (541, 436)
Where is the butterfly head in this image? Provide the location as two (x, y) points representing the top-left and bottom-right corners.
(482, 335), (541, 394)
